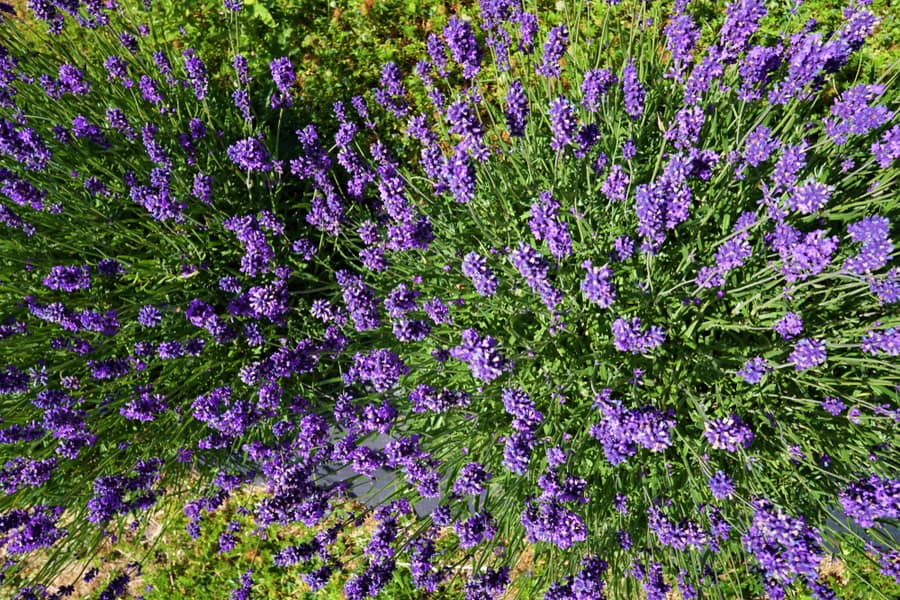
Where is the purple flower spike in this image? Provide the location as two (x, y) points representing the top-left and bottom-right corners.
(537, 25), (568, 78)
(736, 356), (770, 384)
(788, 338), (827, 371)
(704, 414), (754, 451)
(622, 60), (645, 119)
(709, 471), (735, 499)
(450, 328), (512, 382)
(462, 251), (498, 296)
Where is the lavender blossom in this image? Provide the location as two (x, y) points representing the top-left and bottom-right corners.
(548, 96), (577, 151)
(709, 471), (735, 500)
(612, 317), (665, 354)
(450, 328), (512, 382)
(462, 251), (498, 296)
(537, 25), (567, 78)
(736, 356), (770, 384)
(788, 338), (827, 371)
(581, 68), (616, 111)
(840, 475), (900, 528)
(704, 414), (754, 451)
(621, 60), (645, 119)
(505, 79), (529, 137)
(580, 260), (615, 308)
(443, 16), (481, 79)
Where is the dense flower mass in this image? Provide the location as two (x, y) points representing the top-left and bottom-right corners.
(1, 0), (899, 599)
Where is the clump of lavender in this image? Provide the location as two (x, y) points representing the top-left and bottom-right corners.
(2, 1), (899, 599)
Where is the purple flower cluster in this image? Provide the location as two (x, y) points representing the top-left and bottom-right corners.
(0, 119), (51, 171)
(227, 137), (271, 172)
(505, 79), (529, 137)
(255, 458), (330, 528)
(42, 265), (91, 292)
(182, 49), (208, 100)
(450, 328), (511, 382)
(581, 68), (616, 111)
(454, 510), (496, 548)
(384, 437), (440, 498)
(268, 56), (295, 108)
(844, 214), (893, 275)
(742, 499), (823, 599)
(590, 390), (676, 464)
(737, 45), (781, 101)
(839, 474), (900, 528)
(788, 337), (827, 371)
(872, 124), (900, 168)
(824, 83), (892, 145)
(771, 225), (839, 283)
(521, 496), (586, 549)
(736, 356), (770, 384)
(665, 105), (705, 150)
(611, 317), (665, 354)
(543, 555), (607, 600)
(0, 364), (29, 396)
(336, 270), (381, 332)
(86, 458), (162, 524)
(464, 567), (509, 600)
(536, 25), (567, 78)
(621, 61), (645, 119)
(0, 457), (56, 494)
(634, 155), (693, 252)
(785, 180), (832, 215)
(580, 260), (615, 308)
(861, 326), (900, 356)
(453, 462), (492, 496)
(743, 125), (778, 167)
(718, 0), (766, 62)
(443, 16), (481, 79)
(709, 470), (735, 500)
(773, 311), (803, 340)
(704, 414), (754, 451)
(502, 387), (543, 433)
(0, 505), (66, 554)
(26, 299), (119, 337)
(601, 164), (629, 202)
(529, 191), (572, 260)
(696, 212), (755, 288)
(461, 251), (498, 296)
(821, 396), (847, 416)
(375, 62), (408, 118)
(120, 385), (169, 422)
(510, 242), (562, 310)
(664, 10), (699, 80)
(447, 100), (488, 161)
(647, 504), (710, 551)
(343, 348), (408, 392)
(191, 387), (258, 439)
(408, 384), (471, 414)
(869, 267), (900, 305)
(548, 96), (577, 152)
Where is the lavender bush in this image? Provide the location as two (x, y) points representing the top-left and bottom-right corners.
(1, 0), (899, 598)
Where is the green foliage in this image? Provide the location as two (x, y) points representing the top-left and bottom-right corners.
(142, 0), (455, 127)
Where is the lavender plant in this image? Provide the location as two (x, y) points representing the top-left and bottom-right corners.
(1, 0), (899, 599)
